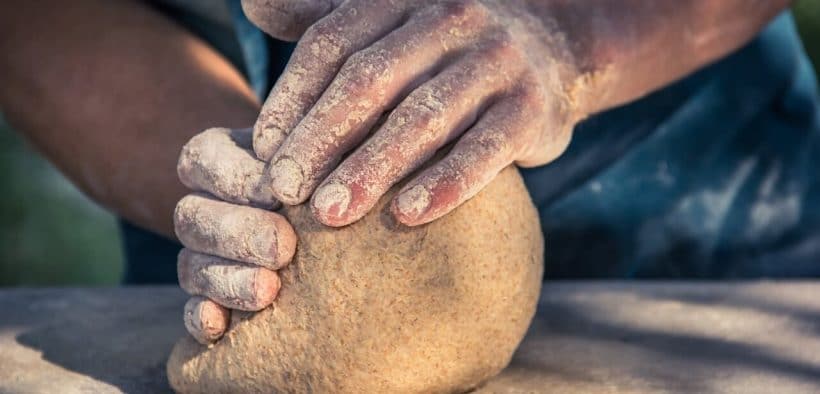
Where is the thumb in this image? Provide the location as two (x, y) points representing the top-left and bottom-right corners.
(241, 0), (336, 41)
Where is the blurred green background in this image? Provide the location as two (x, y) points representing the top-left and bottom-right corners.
(0, 113), (123, 285)
(1, 3), (819, 286)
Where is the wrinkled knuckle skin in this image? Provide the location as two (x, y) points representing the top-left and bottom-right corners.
(176, 134), (206, 175)
(301, 18), (330, 41)
(180, 131), (206, 155)
(515, 82), (548, 112)
(436, 0), (489, 26)
(402, 89), (446, 130)
(338, 49), (389, 96)
(465, 125), (512, 159)
(301, 20), (349, 60)
(177, 149), (195, 189)
(176, 128), (228, 189)
(484, 31), (521, 62)
(508, 87), (566, 166)
(172, 196), (194, 240)
(252, 121), (283, 162)
(515, 90), (550, 139)
(303, 16), (339, 42)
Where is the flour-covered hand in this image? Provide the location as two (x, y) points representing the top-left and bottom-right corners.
(243, 0), (581, 227)
(174, 128), (297, 343)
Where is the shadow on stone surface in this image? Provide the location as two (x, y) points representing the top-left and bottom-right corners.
(516, 282), (820, 392)
(5, 284), (820, 393)
(10, 287), (185, 393)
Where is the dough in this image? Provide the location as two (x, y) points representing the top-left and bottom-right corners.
(166, 166), (544, 393)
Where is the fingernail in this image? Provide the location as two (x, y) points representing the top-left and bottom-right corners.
(269, 158), (304, 203)
(395, 185), (431, 220)
(252, 269), (280, 310)
(184, 297), (228, 344)
(313, 183), (351, 218)
(252, 125), (277, 161)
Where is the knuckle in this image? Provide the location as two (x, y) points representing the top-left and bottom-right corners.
(483, 31), (520, 61)
(515, 82), (547, 111)
(173, 194), (208, 231)
(438, 0), (488, 22)
(181, 129), (216, 157)
(179, 128), (226, 162)
(303, 17), (335, 41)
(340, 49), (367, 72)
(337, 48), (391, 95)
(403, 87), (448, 128)
(471, 128), (511, 156)
(173, 195), (192, 219)
(505, 89), (561, 163)
(300, 20), (350, 62)
(177, 261), (199, 292)
(193, 127), (225, 143)
(173, 197), (193, 230)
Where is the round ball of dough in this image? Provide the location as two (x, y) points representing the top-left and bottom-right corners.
(167, 166), (544, 393)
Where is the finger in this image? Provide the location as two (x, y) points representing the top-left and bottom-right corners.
(184, 296), (230, 344)
(392, 91), (563, 226)
(252, 0), (408, 161)
(241, 0), (336, 42)
(267, 2), (491, 205)
(174, 194), (297, 269)
(178, 249), (281, 311)
(178, 128), (278, 209)
(311, 42), (522, 226)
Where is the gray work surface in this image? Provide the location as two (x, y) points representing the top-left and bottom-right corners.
(1, 282), (819, 393)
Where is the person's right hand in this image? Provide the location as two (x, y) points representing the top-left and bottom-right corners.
(173, 128), (298, 344)
(240, 0), (580, 229)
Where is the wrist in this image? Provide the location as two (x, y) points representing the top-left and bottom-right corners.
(488, 0), (594, 128)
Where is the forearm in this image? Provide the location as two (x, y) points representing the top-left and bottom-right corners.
(522, 0), (791, 118)
(0, 0), (260, 238)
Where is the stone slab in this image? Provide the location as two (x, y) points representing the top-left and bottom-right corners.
(1, 282), (819, 393)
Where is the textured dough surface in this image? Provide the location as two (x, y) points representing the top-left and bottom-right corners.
(167, 166), (544, 393)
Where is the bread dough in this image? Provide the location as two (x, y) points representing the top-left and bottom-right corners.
(166, 166), (544, 393)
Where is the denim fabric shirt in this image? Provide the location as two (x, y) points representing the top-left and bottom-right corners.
(122, 3), (820, 283)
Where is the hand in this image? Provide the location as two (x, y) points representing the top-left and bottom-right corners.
(242, 0), (580, 227)
(174, 128), (297, 344)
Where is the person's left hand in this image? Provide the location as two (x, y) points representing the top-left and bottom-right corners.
(243, 0), (581, 227)
(173, 128), (298, 344)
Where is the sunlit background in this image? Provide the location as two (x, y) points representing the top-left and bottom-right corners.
(1, 2), (819, 286)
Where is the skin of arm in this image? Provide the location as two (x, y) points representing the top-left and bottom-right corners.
(1, 0), (298, 344)
(0, 0), (261, 239)
(0, 0), (296, 343)
(531, 0), (794, 115)
(169, 0), (794, 343)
